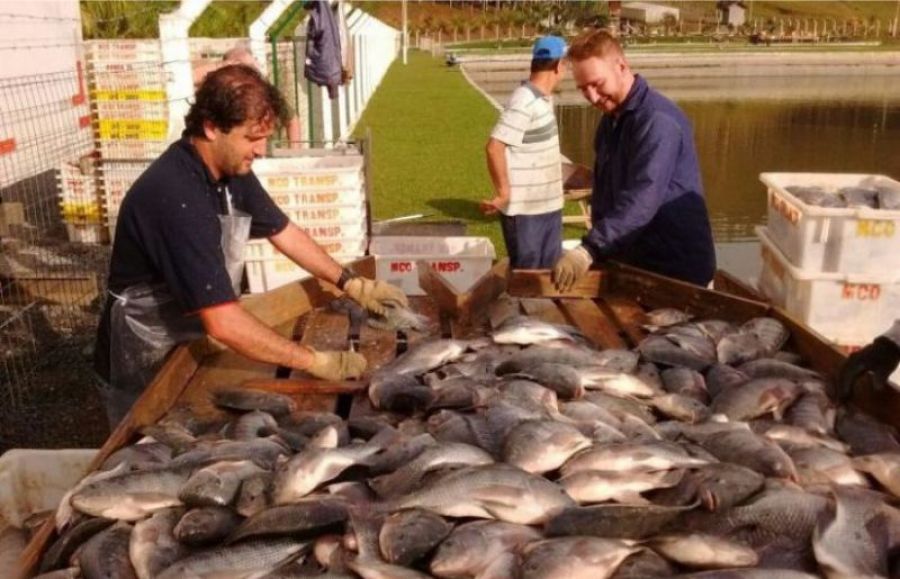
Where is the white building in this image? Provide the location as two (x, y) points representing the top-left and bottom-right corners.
(621, 2), (680, 25)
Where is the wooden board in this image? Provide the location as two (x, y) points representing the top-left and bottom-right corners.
(600, 295), (648, 347)
(405, 296), (442, 344)
(290, 309), (352, 413)
(520, 298), (569, 325)
(357, 324), (397, 377)
(557, 299), (626, 349)
(417, 259), (462, 318)
(508, 270), (605, 299)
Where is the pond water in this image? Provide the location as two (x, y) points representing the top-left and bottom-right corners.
(468, 67), (900, 242)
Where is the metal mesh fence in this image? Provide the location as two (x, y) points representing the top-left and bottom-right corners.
(0, 67), (109, 448)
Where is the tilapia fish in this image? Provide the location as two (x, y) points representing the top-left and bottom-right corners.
(368, 299), (430, 333)
(51, 308), (900, 579)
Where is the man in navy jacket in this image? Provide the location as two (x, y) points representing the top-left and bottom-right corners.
(553, 29), (716, 290)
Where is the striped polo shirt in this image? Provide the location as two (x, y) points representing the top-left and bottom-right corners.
(490, 82), (564, 216)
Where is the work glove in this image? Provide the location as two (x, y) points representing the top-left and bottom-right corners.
(343, 277), (409, 317)
(552, 245), (593, 292)
(305, 349), (367, 381)
(835, 336), (900, 402)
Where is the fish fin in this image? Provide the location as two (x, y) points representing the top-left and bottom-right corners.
(612, 492), (651, 505)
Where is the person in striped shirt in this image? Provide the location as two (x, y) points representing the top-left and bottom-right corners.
(481, 36), (567, 269)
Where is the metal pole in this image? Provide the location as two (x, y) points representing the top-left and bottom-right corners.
(402, 0), (408, 64)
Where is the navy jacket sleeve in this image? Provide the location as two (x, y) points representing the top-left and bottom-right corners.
(582, 112), (683, 260)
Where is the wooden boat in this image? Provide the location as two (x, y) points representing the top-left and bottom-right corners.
(18, 256), (895, 577)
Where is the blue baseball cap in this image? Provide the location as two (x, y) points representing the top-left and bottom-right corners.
(532, 36), (566, 60)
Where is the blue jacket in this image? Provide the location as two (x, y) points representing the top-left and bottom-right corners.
(304, 0), (342, 89)
(583, 75), (716, 286)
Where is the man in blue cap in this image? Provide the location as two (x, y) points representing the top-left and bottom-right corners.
(480, 35), (567, 269)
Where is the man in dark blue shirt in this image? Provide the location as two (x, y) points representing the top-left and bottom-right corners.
(553, 30), (715, 290)
(94, 64), (406, 426)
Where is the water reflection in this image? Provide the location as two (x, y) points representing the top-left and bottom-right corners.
(556, 97), (900, 242)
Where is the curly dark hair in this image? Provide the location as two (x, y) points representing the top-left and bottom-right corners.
(184, 64), (289, 137)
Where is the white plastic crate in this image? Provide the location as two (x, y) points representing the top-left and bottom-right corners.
(245, 254), (363, 294)
(761, 172), (900, 274)
(283, 204), (366, 225)
(91, 99), (168, 119)
(253, 156), (365, 191)
(370, 236), (496, 296)
(268, 188), (365, 207)
(97, 139), (168, 160)
(66, 223), (107, 244)
(757, 226), (900, 345)
(244, 238), (368, 260)
(299, 220), (367, 242)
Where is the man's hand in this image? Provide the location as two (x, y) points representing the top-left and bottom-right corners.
(835, 337), (900, 401)
(552, 245), (593, 292)
(305, 349), (367, 381)
(479, 196), (508, 216)
(344, 278), (408, 316)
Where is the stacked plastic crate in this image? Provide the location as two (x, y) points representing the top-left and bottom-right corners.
(56, 158), (105, 243)
(84, 40), (167, 239)
(756, 172), (900, 383)
(244, 152), (369, 293)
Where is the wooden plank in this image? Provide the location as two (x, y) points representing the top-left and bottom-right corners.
(289, 309), (352, 413)
(240, 256), (374, 329)
(507, 269), (606, 299)
(241, 378), (366, 396)
(461, 258), (509, 324)
(417, 259), (463, 318)
(714, 270), (765, 302)
(357, 324), (397, 377)
(557, 299), (626, 349)
(607, 263), (768, 324)
(520, 298), (569, 325)
(600, 295), (648, 347)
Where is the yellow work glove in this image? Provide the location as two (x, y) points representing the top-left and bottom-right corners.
(343, 277), (409, 317)
(305, 349), (367, 381)
(552, 245), (593, 292)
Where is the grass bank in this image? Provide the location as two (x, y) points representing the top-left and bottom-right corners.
(352, 50), (507, 254)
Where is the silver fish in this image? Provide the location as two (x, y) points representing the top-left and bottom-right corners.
(129, 508), (186, 579)
(545, 502), (696, 540)
(71, 465), (194, 521)
(813, 486), (890, 578)
(236, 470), (273, 518)
(491, 315), (584, 345)
(156, 538), (308, 579)
(430, 520), (541, 578)
(717, 331), (766, 366)
(650, 393), (710, 424)
(877, 185), (900, 210)
(211, 387), (297, 416)
(273, 440), (387, 504)
(710, 378), (802, 422)
(179, 459), (265, 507)
(77, 521), (135, 579)
(741, 317), (789, 355)
(705, 364), (749, 399)
(644, 308), (693, 330)
(649, 533), (758, 569)
(368, 373), (435, 413)
(789, 446), (868, 488)
(661, 367), (709, 403)
(639, 335), (712, 372)
(561, 468), (684, 504)
(379, 508), (452, 566)
(689, 424), (799, 481)
(173, 505), (242, 546)
(367, 299), (430, 333)
(737, 359), (821, 382)
(853, 453), (900, 498)
(520, 537), (641, 579)
(390, 464), (575, 525)
(228, 497), (348, 543)
(371, 442), (494, 497)
(503, 420), (592, 474)
(561, 442), (710, 476)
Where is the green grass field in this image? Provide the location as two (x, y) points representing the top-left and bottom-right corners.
(352, 50), (589, 257)
(352, 51), (504, 255)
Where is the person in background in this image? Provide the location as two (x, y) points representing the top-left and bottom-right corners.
(836, 321), (900, 400)
(553, 29), (716, 290)
(481, 36), (567, 269)
(193, 44), (303, 148)
(94, 64), (406, 427)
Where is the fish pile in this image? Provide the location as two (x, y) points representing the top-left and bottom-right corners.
(36, 309), (900, 578)
(785, 184), (900, 210)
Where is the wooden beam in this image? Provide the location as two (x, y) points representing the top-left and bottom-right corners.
(461, 258), (509, 323)
(241, 378), (366, 395)
(291, 309), (352, 413)
(607, 263), (768, 324)
(600, 296), (648, 347)
(416, 259), (463, 318)
(713, 269), (764, 302)
(507, 269), (605, 299)
(520, 298), (569, 325)
(558, 299), (627, 349)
